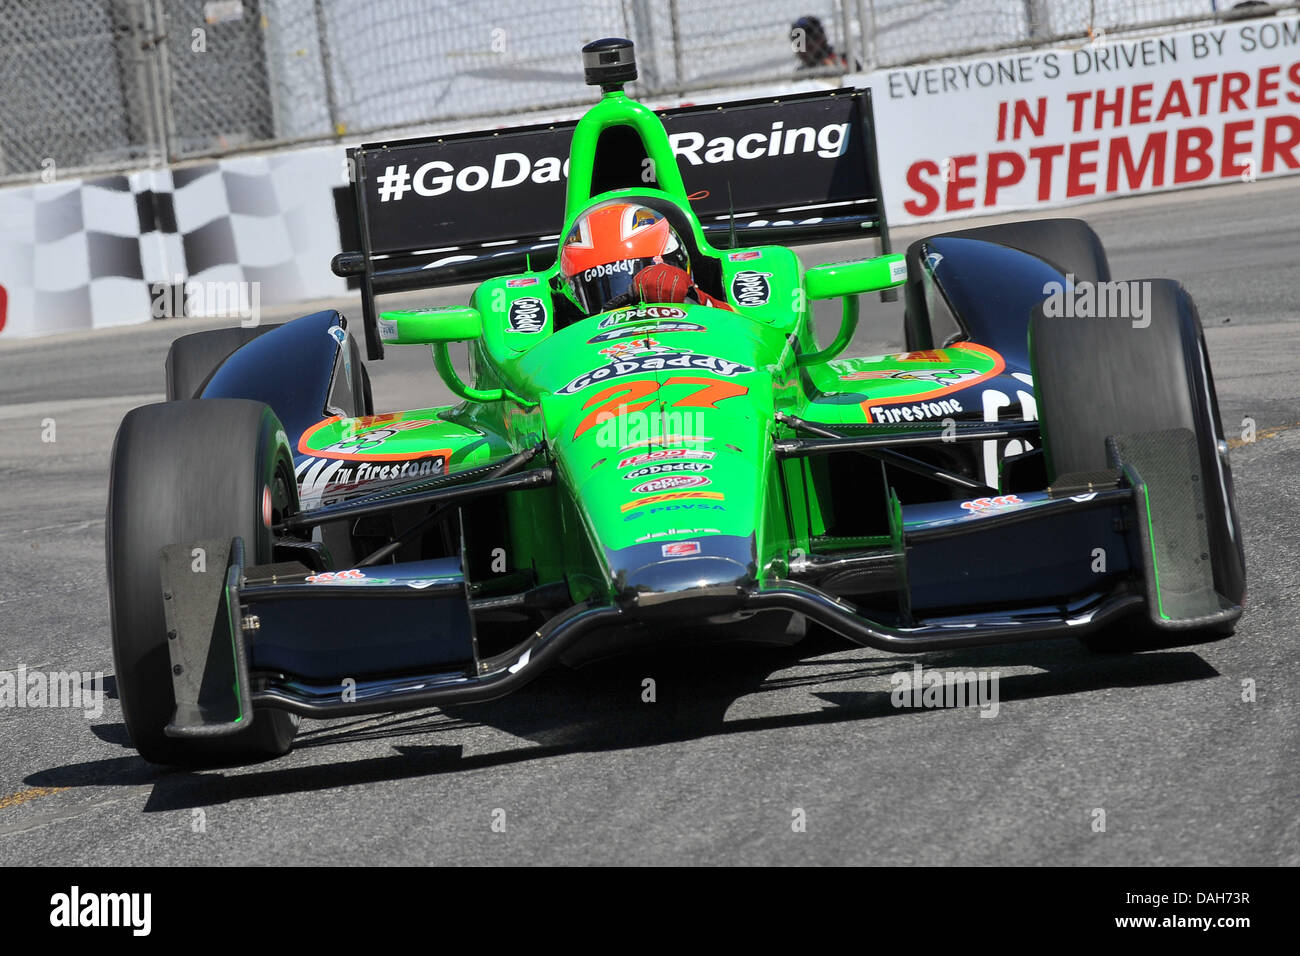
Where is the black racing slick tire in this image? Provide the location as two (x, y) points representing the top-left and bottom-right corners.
(933, 217), (1111, 283)
(1029, 279), (1245, 651)
(106, 399), (299, 764)
(165, 325), (280, 401)
(904, 218), (1110, 351)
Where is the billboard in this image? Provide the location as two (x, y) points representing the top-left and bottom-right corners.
(859, 12), (1300, 223)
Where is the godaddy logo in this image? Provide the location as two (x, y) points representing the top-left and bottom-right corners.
(559, 353), (752, 395)
(371, 121), (850, 203)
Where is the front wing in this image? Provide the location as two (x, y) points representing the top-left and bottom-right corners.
(159, 425), (1241, 737)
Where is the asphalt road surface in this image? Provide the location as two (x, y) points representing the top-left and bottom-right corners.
(1, 179), (1297, 865)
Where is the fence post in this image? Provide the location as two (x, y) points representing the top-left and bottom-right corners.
(142, 0), (178, 164)
(667, 0), (684, 91)
(1025, 0), (1052, 41)
(857, 0), (877, 72)
(625, 0), (659, 95)
(838, 0), (855, 73)
(119, 0), (169, 168)
(313, 0), (342, 136)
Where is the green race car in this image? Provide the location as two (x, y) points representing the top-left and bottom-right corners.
(106, 39), (1244, 764)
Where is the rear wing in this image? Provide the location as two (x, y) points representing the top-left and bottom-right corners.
(333, 88), (891, 359)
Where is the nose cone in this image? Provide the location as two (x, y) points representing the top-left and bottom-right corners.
(536, 313), (773, 602)
(610, 534), (757, 618)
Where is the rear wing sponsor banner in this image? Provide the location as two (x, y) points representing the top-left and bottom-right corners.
(335, 87), (889, 358)
(336, 89), (890, 356)
(858, 11), (1300, 224)
(352, 88), (886, 256)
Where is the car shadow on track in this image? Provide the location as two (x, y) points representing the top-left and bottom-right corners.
(25, 627), (1222, 812)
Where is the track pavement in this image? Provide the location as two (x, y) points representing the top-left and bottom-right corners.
(0, 178), (1296, 865)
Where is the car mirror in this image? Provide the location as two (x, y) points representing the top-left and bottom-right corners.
(377, 307), (483, 344)
(804, 253), (906, 300)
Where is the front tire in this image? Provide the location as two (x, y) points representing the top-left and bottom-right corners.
(1029, 279), (1245, 651)
(905, 218), (1110, 350)
(106, 399), (299, 764)
(165, 326), (280, 401)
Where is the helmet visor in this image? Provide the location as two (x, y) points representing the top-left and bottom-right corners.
(568, 257), (657, 315)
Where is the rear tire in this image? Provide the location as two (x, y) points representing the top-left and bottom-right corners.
(106, 399), (299, 764)
(1029, 279), (1245, 651)
(165, 325), (280, 401)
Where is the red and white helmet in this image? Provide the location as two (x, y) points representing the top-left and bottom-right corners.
(559, 201), (690, 315)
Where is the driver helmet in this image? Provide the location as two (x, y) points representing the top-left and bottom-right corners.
(559, 201), (690, 315)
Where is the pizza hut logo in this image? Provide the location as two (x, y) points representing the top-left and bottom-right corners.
(306, 568), (366, 583)
(596, 306), (689, 329)
(960, 494), (1023, 513)
(507, 296), (547, 333)
(618, 448), (715, 468)
(727, 251), (761, 261)
(661, 541), (701, 557)
(506, 277), (539, 287)
(730, 271), (772, 307)
(631, 475), (710, 494)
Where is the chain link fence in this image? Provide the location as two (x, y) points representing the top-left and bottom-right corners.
(0, 0), (1292, 182)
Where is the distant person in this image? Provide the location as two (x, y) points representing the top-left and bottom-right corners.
(790, 15), (858, 71)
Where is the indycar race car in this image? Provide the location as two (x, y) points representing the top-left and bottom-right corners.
(106, 39), (1245, 764)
